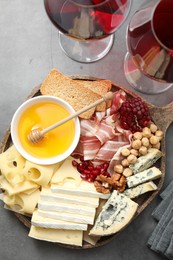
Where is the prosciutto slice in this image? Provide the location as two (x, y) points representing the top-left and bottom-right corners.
(73, 90), (132, 174)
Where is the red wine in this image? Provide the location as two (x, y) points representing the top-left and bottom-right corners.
(127, 0), (173, 83)
(44, 0), (129, 40)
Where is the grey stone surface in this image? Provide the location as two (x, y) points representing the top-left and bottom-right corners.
(0, 0), (172, 259)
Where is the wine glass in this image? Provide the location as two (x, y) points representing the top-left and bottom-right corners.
(124, 0), (173, 94)
(44, 0), (131, 63)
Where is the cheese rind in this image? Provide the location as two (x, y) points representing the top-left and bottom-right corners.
(41, 187), (99, 207)
(38, 209), (94, 225)
(31, 210), (87, 230)
(51, 181), (110, 199)
(129, 148), (162, 174)
(126, 167), (162, 188)
(89, 190), (138, 236)
(123, 181), (157, 199)
(29, 226), (83, 246)
(38, 200), (95, 216)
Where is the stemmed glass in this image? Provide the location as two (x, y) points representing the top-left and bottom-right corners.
(124, 0), (173, 94)
(44, 0), (131, 63)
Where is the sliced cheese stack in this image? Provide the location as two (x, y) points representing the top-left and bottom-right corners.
(29, 156), (110, 246)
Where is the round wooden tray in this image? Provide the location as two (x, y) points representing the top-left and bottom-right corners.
(0, 76), (173, 249)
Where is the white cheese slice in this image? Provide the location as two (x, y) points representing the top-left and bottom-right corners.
(51, 180), (110, 200)
(38, 209), (94, 225)
(123, 181), (157, 199)
(31, 210), (87, 231)
(129, 148), (162, 174)
(126, 167), (162, 188)
(29, 225), (83, 246)
(41, 187), (99, 208)
(89, 190), (138, 236)
(38, 200), (95, 217)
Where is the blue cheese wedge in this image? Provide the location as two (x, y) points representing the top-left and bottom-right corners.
(123, 181), (157, 199)
(129, 148), (162, 174)
(89, 190), (138, 236)
(126, 167), (162, 188)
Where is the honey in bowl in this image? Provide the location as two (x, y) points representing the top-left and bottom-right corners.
(19, 101), (75, 158)
(11, 96), (80, 165)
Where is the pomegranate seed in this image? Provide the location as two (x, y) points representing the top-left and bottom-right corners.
(77, 163), (84, 173)
(72, 160), (78, 167)
(88, 165), (94, 171)
(92, 169), (100, 175)
(80, 156), (85, 162)
(83, 169), (91, 175)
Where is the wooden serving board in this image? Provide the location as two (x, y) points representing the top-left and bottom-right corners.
(0, 76), (173, 249)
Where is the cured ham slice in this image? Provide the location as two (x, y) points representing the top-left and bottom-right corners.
(73, 90), (132, 173)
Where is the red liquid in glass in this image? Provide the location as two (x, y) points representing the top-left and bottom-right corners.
(44, 0), (129, 39)
(127, 0), (173, 83)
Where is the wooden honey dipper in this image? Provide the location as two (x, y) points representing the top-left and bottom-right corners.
(27, 92), (114, 144)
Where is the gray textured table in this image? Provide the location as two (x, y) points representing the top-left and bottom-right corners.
(0, 0), (173, 259)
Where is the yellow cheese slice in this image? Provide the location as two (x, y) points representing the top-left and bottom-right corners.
(0, 176), (39, 196)
(51, 156), (82, 186)
(3, 189), (40, 214)
(22, 161), (59, 186)
(29, 225), (83, 246)
(0, 145), (26, 181)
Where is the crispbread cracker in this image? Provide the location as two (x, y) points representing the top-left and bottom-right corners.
(40, 69), (107, 119)
(74, 79), (112, 110)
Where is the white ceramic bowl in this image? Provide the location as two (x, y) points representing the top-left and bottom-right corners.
(11, 96), (80, 165)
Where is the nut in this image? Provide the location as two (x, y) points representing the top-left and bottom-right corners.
(130, 149), (139, 157)
(139, 146), (148, 156)
(127, 154), (137, 164)
(121, 158), (130, 167)
(132, 139), (142, 150)
(114, 164), (123, 174)
(155, 130), (164, 141)
(123, 168), (133, 177)
(142, 127), (152, 138)
(121, 148), (130, 157)
(152, 142), (161, 149)
(150, 135), (160, 145)
(133, 132), (143, 140)
(94, 175), (112, 194)
(141, 137), (150, 147)
(150, 123), (158, 133)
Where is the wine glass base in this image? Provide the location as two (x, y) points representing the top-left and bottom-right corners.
(124, 53), (172, 95)
(58, 32), (114, 63)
